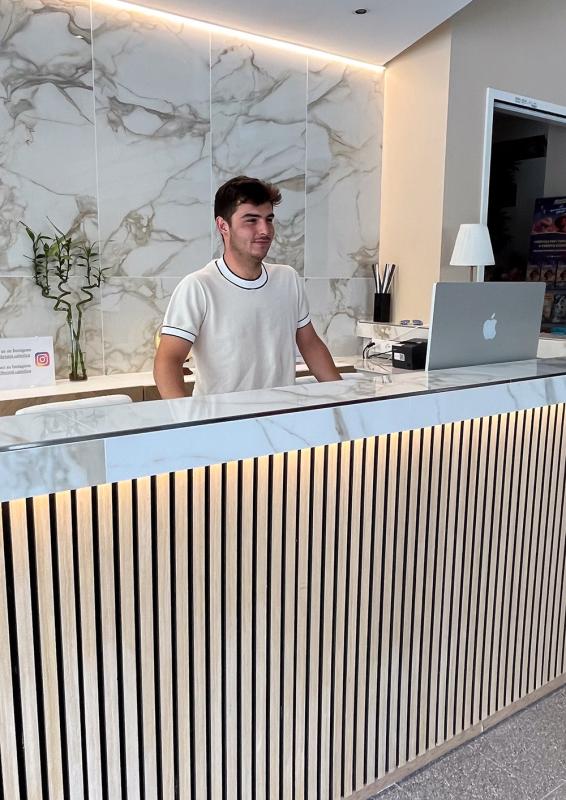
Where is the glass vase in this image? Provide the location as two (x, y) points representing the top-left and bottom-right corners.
(68, 324), (87, 381)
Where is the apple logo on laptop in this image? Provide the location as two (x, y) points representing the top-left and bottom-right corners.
(483, 313), (497, 340)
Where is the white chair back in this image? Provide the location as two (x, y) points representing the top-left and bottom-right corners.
(15, 394), (133, 415)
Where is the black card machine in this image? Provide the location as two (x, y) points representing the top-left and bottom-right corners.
(391, 338), (428, 370)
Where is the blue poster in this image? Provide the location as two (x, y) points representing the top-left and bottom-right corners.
(527, 196), (566, 330)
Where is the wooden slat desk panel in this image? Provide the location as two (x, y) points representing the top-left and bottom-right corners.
(1, 406), (565, 799)
(2, 361), (564, 798)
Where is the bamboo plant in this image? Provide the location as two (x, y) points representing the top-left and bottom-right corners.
(22, 222), (107, 381)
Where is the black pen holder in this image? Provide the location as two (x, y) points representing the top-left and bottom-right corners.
(373, 293), (391, 323)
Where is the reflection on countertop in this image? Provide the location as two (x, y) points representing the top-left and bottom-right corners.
(1, 357), (566, 453)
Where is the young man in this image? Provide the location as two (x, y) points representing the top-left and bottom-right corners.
(154, 176), (341, 398)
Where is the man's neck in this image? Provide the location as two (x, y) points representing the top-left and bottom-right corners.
(222, 251), (263, 280)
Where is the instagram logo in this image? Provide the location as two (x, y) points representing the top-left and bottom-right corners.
(35, 352), (51, 367)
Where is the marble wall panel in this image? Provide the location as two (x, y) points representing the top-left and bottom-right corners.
(0, 0), (98, 277)
(211, 36), (307, 273)
(0, 1), (384, 377)
(305, 277), (373, 355)
(0, 277), (104, 378)
(305, 59), (383, 279)
(92, 6), (211, 279)
(101, 276), (181, 374)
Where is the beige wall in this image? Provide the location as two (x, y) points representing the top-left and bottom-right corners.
(441, 0), (566, 278)
(379, 25), (451, 323)
(381, 0), (566, 318)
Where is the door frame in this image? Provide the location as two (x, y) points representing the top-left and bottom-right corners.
(478, 88), (566, 281)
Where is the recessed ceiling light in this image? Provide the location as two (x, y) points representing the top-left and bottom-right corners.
(354, 8), (368, 14)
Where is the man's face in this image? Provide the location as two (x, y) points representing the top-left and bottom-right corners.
(217, 201), (275, 260)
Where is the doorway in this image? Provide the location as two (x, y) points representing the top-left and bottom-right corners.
(481, 90), (566, 334)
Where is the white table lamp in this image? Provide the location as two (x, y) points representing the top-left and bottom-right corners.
(450, 223), (495, 281)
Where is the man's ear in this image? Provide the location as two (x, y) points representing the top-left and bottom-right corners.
(216, 216), (229, 238)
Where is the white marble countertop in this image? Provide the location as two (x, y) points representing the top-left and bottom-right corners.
(2, 357), (566, 502)
(0, 356), (563, 449)
(0, 356), (357, 401)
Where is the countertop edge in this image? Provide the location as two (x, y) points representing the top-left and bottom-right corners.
(1, 371), (564, 502)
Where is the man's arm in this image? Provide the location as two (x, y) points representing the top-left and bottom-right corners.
(153, 335), (192, 399)
(296, 322), (342, 382)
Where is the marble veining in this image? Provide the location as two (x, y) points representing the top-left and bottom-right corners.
(211, 34), (307, 273)
(0, 357), (564, 449)
(2, 359), (566, 499)
(0, 277), (104, 378)
(305, 59), (383, 279)
(306, 277), (374, 355)
(83, 368), (566, 485)
(101, 275), (181, 374)
(0, 1), (384, 375)
(1, 438), (106, 500)
(92, 5), (212, 279)
(0, 0), (98, 276)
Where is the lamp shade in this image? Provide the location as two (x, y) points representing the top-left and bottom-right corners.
(450, 223), (495, 266)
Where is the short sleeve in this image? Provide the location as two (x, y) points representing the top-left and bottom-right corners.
(161, 275), (206, 343)
(296, 273), (311, 329)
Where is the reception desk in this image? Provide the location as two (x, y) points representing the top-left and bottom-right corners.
(1, 359), (566, 799)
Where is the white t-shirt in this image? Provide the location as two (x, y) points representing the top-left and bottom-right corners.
(161, 257), (311, 396)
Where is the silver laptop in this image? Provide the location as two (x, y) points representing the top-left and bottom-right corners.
(425, 282), (545, 371)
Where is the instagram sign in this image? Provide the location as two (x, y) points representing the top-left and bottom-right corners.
(35, 352), (51, 367)
(0, 336), (55, 389)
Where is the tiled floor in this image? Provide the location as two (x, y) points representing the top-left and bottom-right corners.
(372, 686), (566, 800)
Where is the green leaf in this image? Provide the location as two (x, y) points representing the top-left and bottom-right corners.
(47, 218), (66, 238)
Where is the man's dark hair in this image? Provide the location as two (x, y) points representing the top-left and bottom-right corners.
(214, 176), (282, 222)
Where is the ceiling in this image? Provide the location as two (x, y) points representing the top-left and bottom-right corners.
(134, 0), (474, 65)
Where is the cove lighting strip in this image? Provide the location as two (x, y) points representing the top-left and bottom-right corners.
(94, 0), (385, 73)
